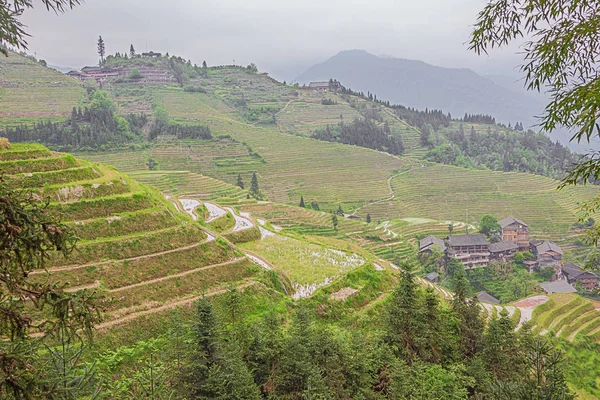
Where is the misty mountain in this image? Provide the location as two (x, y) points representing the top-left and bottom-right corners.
(296, 50), (593, 152)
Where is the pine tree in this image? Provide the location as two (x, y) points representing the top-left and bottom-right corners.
(384, 264), (427, 364)
(236, 173), (244, 189)
(202, 60), (207, 68)
(336, 204), (345, 216)
(97, 35), (105, 65)
(129, 44), (135, 58)
(451, 270), (484, 360)
(299, 196), (305, 208)
(366, 213), (371, 224)
(311, 201), (320, 211)
(250, 172), (260, 198)
(332, 213), (338, 231)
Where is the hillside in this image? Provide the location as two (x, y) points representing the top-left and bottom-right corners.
(0, 52), (85, 129)
(295, 50), (589, 151)
(2, 142), (262, 330)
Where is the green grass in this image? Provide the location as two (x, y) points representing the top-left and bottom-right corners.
(0, 51), (85, 129)
(240, 234), (366, 286)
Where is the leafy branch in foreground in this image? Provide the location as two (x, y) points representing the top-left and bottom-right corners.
(0, 1), (81, 56)
(0, 176), (101, 398)
(469, 1), (600, 268)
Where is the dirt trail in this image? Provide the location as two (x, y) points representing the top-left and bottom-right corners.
(352, 167), (417, 216)
(33, 239), (209, 275)
(109, 257), (247, 293)
(97, 281), (257, 330)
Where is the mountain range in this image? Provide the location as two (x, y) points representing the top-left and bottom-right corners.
(296, 50), (593, 152)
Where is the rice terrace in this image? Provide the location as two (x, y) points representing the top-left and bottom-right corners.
(1, 1), (600, 397)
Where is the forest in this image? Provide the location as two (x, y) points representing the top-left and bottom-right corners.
(312, 117), (404, 155)
(425, 124), (579, 179)
(88, 266), (575, 399)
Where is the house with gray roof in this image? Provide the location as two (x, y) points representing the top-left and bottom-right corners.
(539, 280), (577, 294)
(477, 291), (500, 304)
(446, 234), (490, 268)
(499, 216), (529, 249)
(561, 262), (598, 291)
(424, 272), (440, 283)
(419, 235), (446, 255)
(489, 240), (519, 261)
(531, 240), (563, 268)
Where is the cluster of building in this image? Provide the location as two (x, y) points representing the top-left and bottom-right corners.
(298, 80), (343, 92)
(419, 216), (598, 292)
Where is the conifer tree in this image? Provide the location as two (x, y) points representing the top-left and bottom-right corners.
(236, 173), (244, 189)
(299, 195), (305, 208)
(250, 172), (260, 198)
(331, 213), (338, 231)
(336, 204), (345, 216)
(366, 213), (371, 223)
(129, 44), (135, 58)
(451, 270), (484, 359)
(311, 201), (320, 211)
(202, 60), (207, 68)
(97, 35), (105, 65)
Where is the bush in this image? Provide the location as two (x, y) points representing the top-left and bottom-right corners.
(183, 85), (207, 93)
(128, 68), (142, 80)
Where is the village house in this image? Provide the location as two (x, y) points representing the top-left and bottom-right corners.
(446, 234), (490, 268)
(531, 240), (563, 268)
(488, 240), (519, 261)
(424, 272), (440, 284)
(498, 216), (529, 249)
(477, 291), (500, 304)
(539, 280), (577, 294)
(418, 235), (446, 256)
(141, 51), (162, 58)
(561, 262), (598, 291)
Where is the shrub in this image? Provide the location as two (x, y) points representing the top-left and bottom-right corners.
(183, 85), (207, 93)
(128, 68), (142, 80)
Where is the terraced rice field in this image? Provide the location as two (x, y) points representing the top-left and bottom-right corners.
(360, 163), (598, 240)
(0, 51), (85, 128)
(524, 293), (600, 341)
(3, 143), (257, 329)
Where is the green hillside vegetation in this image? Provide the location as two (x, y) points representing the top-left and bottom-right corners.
(0, 143), (260, 331)
(0, 51), (85, 128)
(426, 121), (578, 179)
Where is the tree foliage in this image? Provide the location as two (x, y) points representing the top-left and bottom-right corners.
(0, 179), (100, 399)
(0, 0), (81, 57)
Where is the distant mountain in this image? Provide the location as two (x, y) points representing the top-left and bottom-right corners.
(296, 50), (594, 152)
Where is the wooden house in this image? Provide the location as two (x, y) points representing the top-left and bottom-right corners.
(561, 262), (598, 291)
(499, 216), (529, 249)
(418, 235), (446, 255)
(488, 240), (519, 261)
(446, 234), (490, 268)
(531, 240), (563, 268)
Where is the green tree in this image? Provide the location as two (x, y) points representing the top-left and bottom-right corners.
(479, 214), (500, 239)
(146, 157), (159, 171)
(469, 1), (600, 260)
(250, 172), (260, 198)
(236, 173), (244, 189)
(129, 44), (135, 58)
(128, 68), (142, 80)
(482, 311), (522, 382)
(299, 195), (305, 208)
(336, 204), (345, 216)
(451, 269), (484, 360)
(448, 222), (454, 235)
(366, 213), (371, 224)
(384, 264), (427, 364)
(97, 35), (105, 65)
(331, 213), (338, 231)
(311, 201), (320, 211)
(1, 1), (82, 57)
(0, 179), (100, 399)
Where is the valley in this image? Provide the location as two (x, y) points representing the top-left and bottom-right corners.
(2, 48), (600, 398)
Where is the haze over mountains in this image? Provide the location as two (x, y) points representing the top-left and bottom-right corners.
(296, 50), (592, 152)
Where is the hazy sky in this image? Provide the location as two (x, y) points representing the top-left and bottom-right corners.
(21, 0), (524, 80)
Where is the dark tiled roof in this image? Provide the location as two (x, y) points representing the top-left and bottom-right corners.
(424, 272), (440, 281)
(539, 280), (577, 294)
(419, 235), (446, 253)
(489, 240), (519, 253)
(447, 234), (488, 247)
(477, 291), (500, 304)
(499, 216), (528, 229)
(562, 263), (598, 280)
(535, 241), (563, 255)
